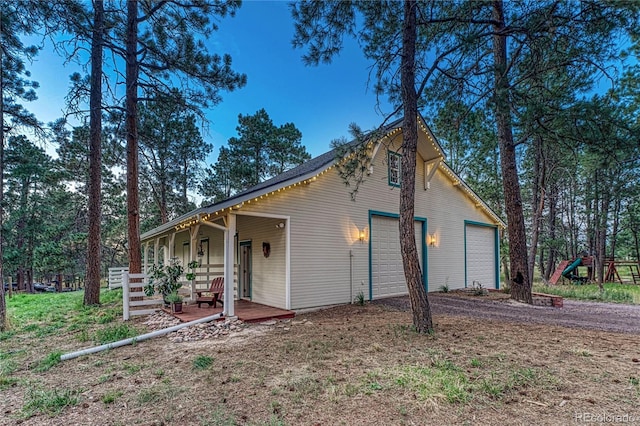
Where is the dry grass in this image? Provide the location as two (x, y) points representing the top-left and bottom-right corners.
(2, 302), (640, 425)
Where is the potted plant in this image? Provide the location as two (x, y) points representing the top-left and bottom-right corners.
(185, 260), (199, 281)
(165, 291), (184, 314)
(144, 257), (184, 306)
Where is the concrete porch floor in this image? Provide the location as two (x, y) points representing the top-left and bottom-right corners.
(164, 299), (295, 323)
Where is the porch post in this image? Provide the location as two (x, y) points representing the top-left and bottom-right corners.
(285, 218), (291, 310)
(153, 238), (159, 266)
(189, 224), (200, 301)
(189, 225), (200, 264)
(225, 213), (236, 317)
(143, 242), (149, 274)
(168, 233), (175, 263)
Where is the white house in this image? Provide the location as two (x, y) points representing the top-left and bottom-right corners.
(140, 117), (505, 316)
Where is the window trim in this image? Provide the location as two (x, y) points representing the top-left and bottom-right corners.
(388, 151), (401, 187)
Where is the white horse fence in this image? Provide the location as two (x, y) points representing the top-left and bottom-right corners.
(108, 267), (129, 290)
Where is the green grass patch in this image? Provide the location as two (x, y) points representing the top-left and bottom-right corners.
(122, 363), (143, 375)
(35, 324), (64, 338)
(533, 283), (640, 304)
(93, 324), (139, 345)
(97, 313), (116, 324)
(0, 330), (16, 342)
(8, 292), (85, 327)
(33, 352), (62, 372)
(477, 366), (558, 399)
(136, 383), (183, 406)
(0, 375), (19, 390)
(98, 373), (114, 384)
(23, 387), (83, 416)
(75, 328), (91, 343)
(509, 367), (538, 387)
(101, 390), (124, 404)
(393, 358), (471, 404)
(101, 288), (124, 304)
(470, 358), (483, 368)
(5, 289), (124, 341)
(0, 354), (18, 371)
(193, 355), (214, 370)
(388, 359), (556, 404)
(0, 352), (19, 390)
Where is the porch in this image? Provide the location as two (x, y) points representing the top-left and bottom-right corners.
(165, 299), (295, 323)
(142, 211), (292, 316)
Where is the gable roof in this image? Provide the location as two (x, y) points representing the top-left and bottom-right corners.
(141, 116), (504, 240)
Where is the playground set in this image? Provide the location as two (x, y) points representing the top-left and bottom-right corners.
(550, 256), (640, 285)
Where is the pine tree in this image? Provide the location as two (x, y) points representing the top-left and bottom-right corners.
(200, 109), (310, 203)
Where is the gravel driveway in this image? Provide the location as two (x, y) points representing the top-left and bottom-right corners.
(373, 293), (640, 335)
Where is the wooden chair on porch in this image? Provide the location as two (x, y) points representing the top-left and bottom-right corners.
(196, 277), (224, 308)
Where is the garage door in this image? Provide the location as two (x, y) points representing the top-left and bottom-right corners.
(371, 216), (423, 299)
(465, 224), (496, 289)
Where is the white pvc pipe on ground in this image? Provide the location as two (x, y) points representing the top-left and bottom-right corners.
(60, 312), (225, 361)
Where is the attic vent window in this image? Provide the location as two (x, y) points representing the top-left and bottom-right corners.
(388, 151), (401, 187)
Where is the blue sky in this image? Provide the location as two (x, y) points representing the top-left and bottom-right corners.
(26, 1), (393, 161)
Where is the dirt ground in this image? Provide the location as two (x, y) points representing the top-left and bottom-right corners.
(2, 293), (640, 425)
(379, 291), (640, 334)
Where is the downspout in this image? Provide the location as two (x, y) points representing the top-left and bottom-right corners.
(60, 311), (225, 361)
(349, 250), (353, 303)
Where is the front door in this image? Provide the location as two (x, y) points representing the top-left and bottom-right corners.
(182, 242), (190, 267)
(240, 241), (252, 299)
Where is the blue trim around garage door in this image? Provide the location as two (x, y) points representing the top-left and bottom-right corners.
(368, 210), (428, 300)
(463, 220), (500, 289)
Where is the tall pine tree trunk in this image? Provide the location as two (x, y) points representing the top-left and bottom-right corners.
(400, 0), (432, 333)
(628, 204), (640, 262)
(84, 0), (104, 305)
(492, 0), (531, 303)
(528, 136), (545, 283)
(609, 198), (620, 260)
(544, 185), (558, 280)
(126, 0), (142, 276)
(17, 210), (26, 291)
(595, 184), (609, 291)
(0, 42), (5, 330)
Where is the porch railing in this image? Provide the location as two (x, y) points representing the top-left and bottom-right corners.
(122, 272), (163, 321)
(120, 264), (238, 320)
(187, 263), (237, 300)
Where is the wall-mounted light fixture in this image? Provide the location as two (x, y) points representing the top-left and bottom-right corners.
(359, 229), (366, 243)
(429, 233), (437, 247)
(275, 222), (285, 229)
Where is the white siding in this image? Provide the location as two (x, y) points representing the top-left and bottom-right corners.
(231, 131), (499, 309)
(423, 169), (495, 292)
(236, 216), (286, 308)
(149, 128), (501, 310)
